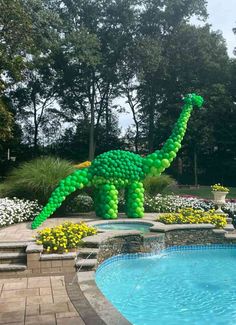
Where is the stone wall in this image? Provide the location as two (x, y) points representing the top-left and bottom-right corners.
(97, 227), (236, 266)
(164, 229), (236, 247)
(98, 234), (143, 264)
(97, 233), (165, 264)
(26, 244), (76, 276)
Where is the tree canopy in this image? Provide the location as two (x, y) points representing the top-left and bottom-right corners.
(1, 0), (236, 185)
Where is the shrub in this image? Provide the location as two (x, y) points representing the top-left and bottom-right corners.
(65, 194), (94, 213)
(3, 157), (75, 204)
(36, 221), (97, 253)
(0, 197), (42, 227)
(143, 174), (176, 196)
(158, 208), (227, 229)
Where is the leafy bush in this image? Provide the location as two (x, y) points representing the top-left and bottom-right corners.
(143, 174), (176, 196)
(65, 194), (94, 213)
(0, 197), (42, 227)
(36, 221), (97, 253)
(3, 157), (75, 204)
(158, 208), (227, 229)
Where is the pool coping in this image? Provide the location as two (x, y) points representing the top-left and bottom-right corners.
(88, 219), (155, 233)
(77, 270), (132, 325)
(87, 218), (216, 234)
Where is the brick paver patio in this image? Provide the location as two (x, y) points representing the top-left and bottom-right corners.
(0, 213), (157, 242)
(0, 213), (158, 324)
(0, 216), (96, 242)
(0, 275), (84, 325)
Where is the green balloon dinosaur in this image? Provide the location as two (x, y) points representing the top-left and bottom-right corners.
(31, 93), (203, 229)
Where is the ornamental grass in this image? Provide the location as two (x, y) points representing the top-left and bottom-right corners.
(36, 221), (97, 253)
(158, 208), (227, 229)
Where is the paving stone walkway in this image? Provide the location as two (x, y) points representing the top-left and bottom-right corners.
(0, 216), (97, 242)
(0, 275), (85, 325)
(0, 213), (158, 242)
(0, 213), (158, 324)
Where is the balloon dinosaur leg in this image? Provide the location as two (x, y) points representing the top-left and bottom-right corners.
(95, 184), (118, 219)
(94, 188), (103, 218)
(125, 181), (144, 218)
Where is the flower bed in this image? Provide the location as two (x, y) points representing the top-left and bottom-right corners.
(0, 197), (41, 227)
(36, 221), (97, 253)
(143, 194), (214, 213)
(158, 208), (227, 229)
(119, 194), (236, 214)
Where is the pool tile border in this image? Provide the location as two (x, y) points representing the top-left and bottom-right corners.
(96, 244), (236, 274)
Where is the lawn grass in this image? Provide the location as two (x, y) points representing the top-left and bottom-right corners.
(0, 183), (5, 197)
(165, 186), (236, 199)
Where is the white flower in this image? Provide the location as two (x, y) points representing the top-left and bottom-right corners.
(0, 198), (42, 227)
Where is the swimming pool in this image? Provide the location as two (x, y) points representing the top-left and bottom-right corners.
(96, 245), (236, 325)
(95, 222), (153, 233)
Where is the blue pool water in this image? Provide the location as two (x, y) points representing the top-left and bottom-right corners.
(95, 222), (152, 233)
(96, 246), (236, 325)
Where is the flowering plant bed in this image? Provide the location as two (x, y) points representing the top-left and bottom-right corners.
(158, 208), (227, 229)
(36, 221), (97, 253)
(120, 194), (236, 214)
(142, 194), (214, 212)
(0, 197), (41, 227)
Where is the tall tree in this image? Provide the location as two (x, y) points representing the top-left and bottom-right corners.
(0, 0), (33, 142)
(120, 0), (208, 153)
(8, 0), (62, 153)
(53, 0), (139, 160)
(150, 25), (233, 184)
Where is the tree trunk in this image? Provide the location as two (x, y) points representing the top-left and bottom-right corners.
(105, 98), (109, 142)
(32, 93), (39, 155)
(148, 104), (154, 153)
(126, 89), (139, 153)
(194, 148), (198, 186)
(88, 73), (96, 161)
(34, 124), (38, 154)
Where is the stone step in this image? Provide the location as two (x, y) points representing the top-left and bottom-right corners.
(224, 224), (235, 232)
(0, 252), (26, 264)
(0, 252), (26, 260)
(0, 263), (27, 272)
(0, 242), (28, 253)
(226, 217), (233, 223)
(213, 229), (227, 234)
(76, 258), (97, 271)
(225, 233), (236, 239)
(82, 240), (100, 248)
(77, 248), (99, 259)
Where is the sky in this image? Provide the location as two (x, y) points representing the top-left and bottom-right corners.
(118, 0), (236, 132)
(201, 0), (236, 57)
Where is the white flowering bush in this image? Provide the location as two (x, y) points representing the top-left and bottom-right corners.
(119, 194), (214, 213)
(0, 197), (42, 227)
(144, 194), (214, 212)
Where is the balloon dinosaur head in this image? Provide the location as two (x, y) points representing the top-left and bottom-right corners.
(183, 93), (204, 108)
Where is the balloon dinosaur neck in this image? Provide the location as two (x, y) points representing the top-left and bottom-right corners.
(143, 103), (194, 177)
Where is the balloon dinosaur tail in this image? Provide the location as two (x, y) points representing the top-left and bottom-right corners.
(31, 168), (91, 229)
